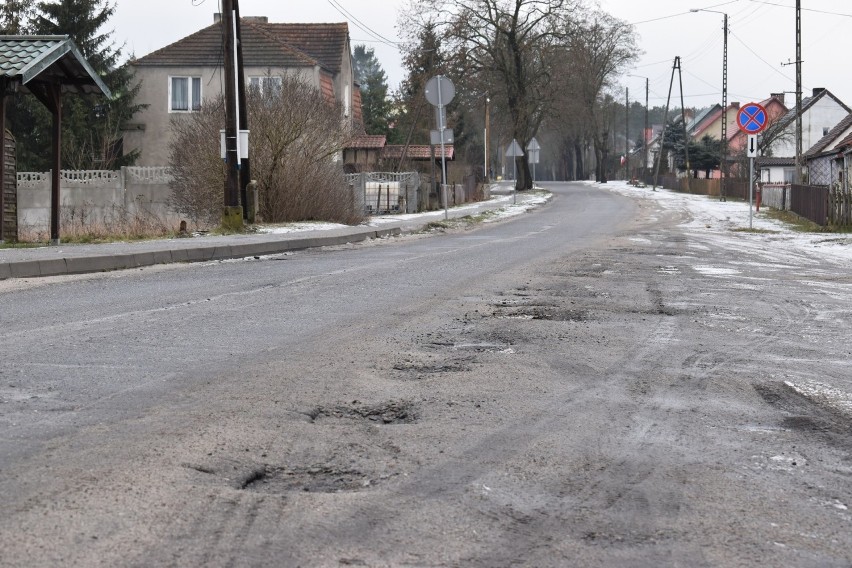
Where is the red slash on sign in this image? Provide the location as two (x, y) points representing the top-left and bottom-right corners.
(737, 102), (769, 134)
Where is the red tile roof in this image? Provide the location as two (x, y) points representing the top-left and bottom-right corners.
(348, 135), (386, 149)
(382, 145), (454, 160)
(133, 21), (348, 74)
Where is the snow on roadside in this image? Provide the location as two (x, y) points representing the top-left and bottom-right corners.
(595, 180), (852, 265)
(256, 221), (349, 234)
(363, 191), (549, 226)
(253, 189), (549, 234)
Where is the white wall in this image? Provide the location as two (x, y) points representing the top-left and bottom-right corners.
(771, 95), (849, 157)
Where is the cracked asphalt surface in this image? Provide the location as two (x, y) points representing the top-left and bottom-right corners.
(1, 182), (850, 567)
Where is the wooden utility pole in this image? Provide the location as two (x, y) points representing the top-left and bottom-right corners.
(234, 0), (251, 220)
(654, 58), (678, 191)
(221, 0), (243, 229)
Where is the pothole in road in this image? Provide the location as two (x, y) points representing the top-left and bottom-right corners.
(493, 306), (589, 322)
(393, 360), (472, 377)
(242, 465), (377, 494)
(309, 400), (418, 424)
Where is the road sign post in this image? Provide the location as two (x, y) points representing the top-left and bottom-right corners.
(505, 139), (524, 204)
(425, 75), (456, 219)
(736, 103), (768, 229)
(527, 138), (541, 186)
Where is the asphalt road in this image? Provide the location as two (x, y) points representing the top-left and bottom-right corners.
(1, 182), (850, 567)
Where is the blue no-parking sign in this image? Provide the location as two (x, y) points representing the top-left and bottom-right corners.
(737, 102), (769, 134)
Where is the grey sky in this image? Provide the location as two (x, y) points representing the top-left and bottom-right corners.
(112, 0), (852, 111)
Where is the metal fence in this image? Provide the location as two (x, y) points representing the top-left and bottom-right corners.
(345, 172), (421, 215)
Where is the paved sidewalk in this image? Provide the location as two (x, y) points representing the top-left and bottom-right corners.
(0, 189), (545, 280)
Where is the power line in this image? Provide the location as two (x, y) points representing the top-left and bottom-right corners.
(745, 0), (852, 18)
(729, 30), (794, 83)
(630, 1), (739, 26)
(326, 0), (402, 49)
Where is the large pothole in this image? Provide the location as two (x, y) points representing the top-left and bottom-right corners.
(309, 400), (418, 424)
(242, 465), (379, 494)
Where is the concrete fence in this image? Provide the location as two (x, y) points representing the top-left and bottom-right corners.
(16, 167), (179, 231)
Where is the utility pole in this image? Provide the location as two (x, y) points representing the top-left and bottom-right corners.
(221, 0), (243, 229)
(690, 8), (729, 200)
(625, 87), (629, 180)
(795, 0), (802, 184)
(677, 57), (691, 192)
(644, 78), (649, 180)
(654, 58), (678, 191)
(234, 0), (251, 221)
(720, 12), (729, 201)
(653, 57), (690, 191)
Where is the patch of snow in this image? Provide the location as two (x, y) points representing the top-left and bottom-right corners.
(601, 181), (852, 267)
(784, 380), (852, 416)
(693, 265), (741, 276)
(256, 221), (348, 234)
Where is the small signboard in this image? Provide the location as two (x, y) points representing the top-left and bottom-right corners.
(430, 129), (454, 145)
(746, 134), (758, 158)
(425, 75), (455, 107)
(737, 102), (769, 134)
(527, 138), (540, 164)
(506, 139), (524, 157)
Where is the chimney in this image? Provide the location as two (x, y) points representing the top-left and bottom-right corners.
(771, 93), (785, 105)
(730, 102), (740, 110)
(215, 13), (267, 24)
(813, 87), (826, 97)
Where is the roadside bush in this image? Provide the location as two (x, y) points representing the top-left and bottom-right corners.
(168, 75), (362, 226)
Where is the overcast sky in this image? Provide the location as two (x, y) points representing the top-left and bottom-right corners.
(112, 0), (852, 111)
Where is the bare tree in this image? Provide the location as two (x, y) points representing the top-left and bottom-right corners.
(560, 8), (638, 183)
(168, 75), (361, 228)
(403, 0), (576, 190)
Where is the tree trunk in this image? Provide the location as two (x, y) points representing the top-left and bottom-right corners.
(574, 140), (584, 180)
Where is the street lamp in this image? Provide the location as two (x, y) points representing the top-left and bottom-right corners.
(691, 8), (728, 201)
(628, 74), (649, 181)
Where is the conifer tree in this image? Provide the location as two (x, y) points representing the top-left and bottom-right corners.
(353, 45), (392, 138)
(7, 0), (145, 171)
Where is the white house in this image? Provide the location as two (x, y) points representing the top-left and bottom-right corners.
(759, 88), (850, 183)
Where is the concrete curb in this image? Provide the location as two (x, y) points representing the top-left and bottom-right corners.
(0, 227), (401, 280)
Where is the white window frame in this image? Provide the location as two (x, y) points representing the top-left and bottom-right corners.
(248, 76), (282, 96)
(168, 76), (202, 113)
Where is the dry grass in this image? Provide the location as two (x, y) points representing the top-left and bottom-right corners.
(15, 202), (184, 244)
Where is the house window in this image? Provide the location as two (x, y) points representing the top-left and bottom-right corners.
(783, 167), (795, 183)
(249, 76), (282, 96)
(169, 76), (201, 112)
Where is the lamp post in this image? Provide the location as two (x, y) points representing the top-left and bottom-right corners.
(690, 8), (728, 201)
(628, 75), (649, 181)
